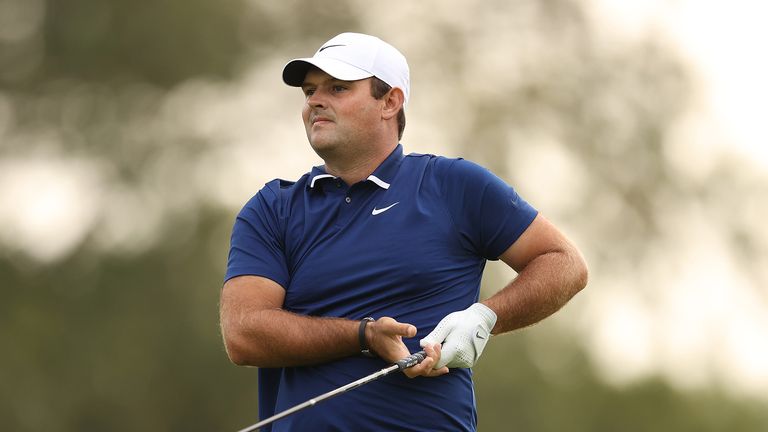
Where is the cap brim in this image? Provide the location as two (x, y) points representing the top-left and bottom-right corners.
(282, 58), (374, 87)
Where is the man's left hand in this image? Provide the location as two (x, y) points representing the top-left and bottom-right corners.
(419, 303), (497, 369)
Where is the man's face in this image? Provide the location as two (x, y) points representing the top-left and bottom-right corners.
(301, 69), (381, 158)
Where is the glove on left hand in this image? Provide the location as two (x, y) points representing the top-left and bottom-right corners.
(419, 303), (497, 369)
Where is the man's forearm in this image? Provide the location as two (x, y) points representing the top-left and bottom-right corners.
(483, 248), (587, 334)
(222, 308), (359, 368)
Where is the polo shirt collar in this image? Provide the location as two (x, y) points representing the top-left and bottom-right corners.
(308, 144), (404, 190)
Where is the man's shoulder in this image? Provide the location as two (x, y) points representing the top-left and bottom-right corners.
(403, 151), (458, 168)
(240, 173), (310, 211)
(404, 151), (445, 160)
(260, 173), (310, 194)
(403, 152), (486, 176)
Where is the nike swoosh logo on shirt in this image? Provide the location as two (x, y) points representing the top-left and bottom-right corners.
(371, 202), (400, 215)
(475, 331), (486, 340)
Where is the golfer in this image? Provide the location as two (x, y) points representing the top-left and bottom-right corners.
(220, 32), (588, 431)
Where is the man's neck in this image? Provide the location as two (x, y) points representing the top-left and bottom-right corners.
(323, 143), (397, 186)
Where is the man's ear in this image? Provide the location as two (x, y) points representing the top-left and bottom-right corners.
(381, 87), (405, 120)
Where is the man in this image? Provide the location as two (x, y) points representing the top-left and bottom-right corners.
(220, 32), (588, 431)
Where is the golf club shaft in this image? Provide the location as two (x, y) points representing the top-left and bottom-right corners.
(237, 351), (427, 432)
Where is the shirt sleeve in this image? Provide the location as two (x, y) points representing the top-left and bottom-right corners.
(225, 180), (290, 287)
(440, 158), (538, 260)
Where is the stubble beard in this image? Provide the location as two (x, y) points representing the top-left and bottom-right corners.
(306, 119), (370, 164)
(307, 125), (346, 161)
(307, 128), (349, 162)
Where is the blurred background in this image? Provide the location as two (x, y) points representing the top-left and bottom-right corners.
(1, 0), (767, 430)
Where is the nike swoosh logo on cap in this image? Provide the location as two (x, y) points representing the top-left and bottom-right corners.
(319, 44), (346, 52)
(371, 202), (399, 215)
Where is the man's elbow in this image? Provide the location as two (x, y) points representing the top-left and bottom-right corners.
(222, 331), (269, 367)
(222, 333), (250, 366)
(572, 252), (589, 294)
(225, 343), (251, 367)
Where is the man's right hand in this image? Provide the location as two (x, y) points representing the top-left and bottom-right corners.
(366, 317), (449, 378)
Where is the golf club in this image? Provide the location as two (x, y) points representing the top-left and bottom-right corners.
(236, 350), (428, 432)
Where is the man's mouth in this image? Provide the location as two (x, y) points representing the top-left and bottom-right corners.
(312, 115), (333, 125)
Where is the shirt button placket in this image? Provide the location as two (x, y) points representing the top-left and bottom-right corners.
(345, 196), (351, 204)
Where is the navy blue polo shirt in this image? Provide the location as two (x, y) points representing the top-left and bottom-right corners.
(226, 144), (537, 431)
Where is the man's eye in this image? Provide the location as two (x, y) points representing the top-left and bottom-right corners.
(332, 85), (347, 92)
(303, 89), (315, 97)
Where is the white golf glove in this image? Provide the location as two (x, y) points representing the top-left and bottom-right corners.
(420, 303), (497, 369)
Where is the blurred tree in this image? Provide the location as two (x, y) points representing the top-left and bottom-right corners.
(42, 0), (247, 86)
(475, 331), (768, 432)
(0, 209), (258, 431)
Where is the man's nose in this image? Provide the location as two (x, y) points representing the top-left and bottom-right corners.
(306, 90), (327, 108)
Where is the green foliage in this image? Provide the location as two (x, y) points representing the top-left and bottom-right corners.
(1, 209), (259, 431)
(41, 0), (247, 85)
(475, 333), (768, 431)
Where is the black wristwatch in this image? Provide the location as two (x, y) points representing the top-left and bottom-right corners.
(359, 317), (376, 357)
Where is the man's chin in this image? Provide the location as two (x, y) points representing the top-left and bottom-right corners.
(308, 138), (339, 158)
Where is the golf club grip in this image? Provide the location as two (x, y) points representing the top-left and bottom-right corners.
(396, 350), (427, 370)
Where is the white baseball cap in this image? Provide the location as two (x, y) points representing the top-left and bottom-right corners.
(282, 32), (410, 107)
